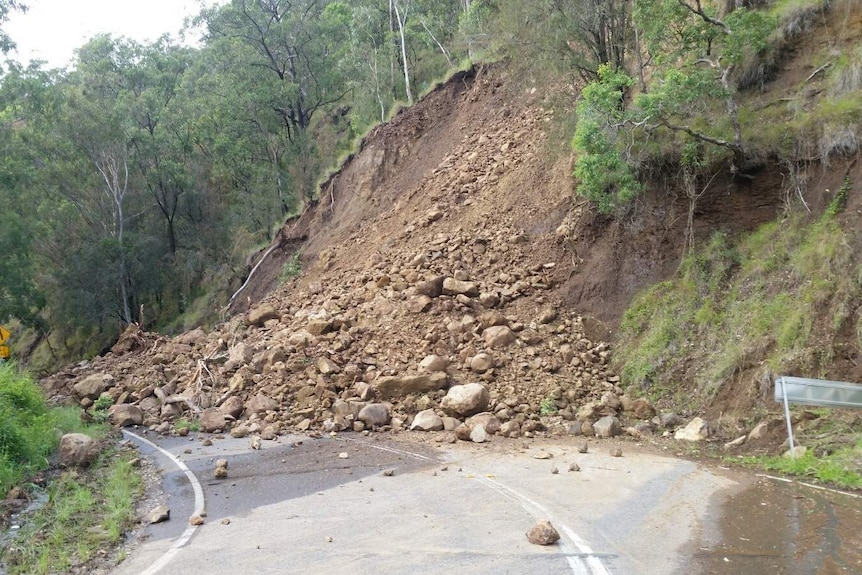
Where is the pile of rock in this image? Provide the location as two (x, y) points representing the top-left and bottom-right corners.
(40, 82), (663, 444)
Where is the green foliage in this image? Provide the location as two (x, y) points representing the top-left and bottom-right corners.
(573, 0), (777, 213)
(488, 0), (630, 82)
(173, 417), (201, 433)
(90, 393), (113, 424)
(617, 204), (861, 403)
(280, 252), (303, 283)
(2, 448), (143, 574)
(743, 440), (862, 489)
(0, 363), (103, 494)
(539, 397), (558, 415)
(0, 0), (474, 359)
(572, 64), (641, 213)
(0, 207), (46, 329)
(825, 176), (851, 216)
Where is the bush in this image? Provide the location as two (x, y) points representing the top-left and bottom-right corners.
(0, 363), (97, 493)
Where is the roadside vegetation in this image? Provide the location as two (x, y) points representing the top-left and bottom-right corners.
(0, 363), (141, 574)
(0, 363), (93, 492)
(1, 448), (142, 574)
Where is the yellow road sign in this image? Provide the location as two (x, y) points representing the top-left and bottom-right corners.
(0, 325), (9, 345)
(0, 345), (9, 360)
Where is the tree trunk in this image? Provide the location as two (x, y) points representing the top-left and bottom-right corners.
(392, 0), (413, 105)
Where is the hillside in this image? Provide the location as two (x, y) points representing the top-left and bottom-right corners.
(41, 1), (862, 458)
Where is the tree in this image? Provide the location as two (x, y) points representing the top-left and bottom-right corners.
(572, 64), (640, 213)
(572, 1), (774, 213)
(0, 0), (25, 54)
(0, 210), (45, 329)
(491, 0), (631, 83)
(633, 0), (773, 169)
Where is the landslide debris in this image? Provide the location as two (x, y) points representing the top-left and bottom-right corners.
(41, 66), (659, 443)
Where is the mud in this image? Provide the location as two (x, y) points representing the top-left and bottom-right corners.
(695, 476), (862, 574)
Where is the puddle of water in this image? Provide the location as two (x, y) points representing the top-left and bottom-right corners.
(696, 477), (862, 574)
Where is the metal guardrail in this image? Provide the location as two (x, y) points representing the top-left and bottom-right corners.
(775, 376), (862, 458)
(775, 376), (862, 409)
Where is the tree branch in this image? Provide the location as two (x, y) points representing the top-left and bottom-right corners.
(678, 0), (731, 34)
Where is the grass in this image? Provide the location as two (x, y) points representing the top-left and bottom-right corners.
(173, 417), (201, 433)
(539, 397), (559, 416)
(616, 201), (862, 408)
(739, 438), (862, 490)
(1, 447), (143, 574)
(0, 363), (107, 494)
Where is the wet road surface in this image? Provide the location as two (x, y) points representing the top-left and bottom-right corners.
(113, 431), (862, 575)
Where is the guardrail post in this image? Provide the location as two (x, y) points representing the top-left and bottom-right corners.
(779, 377), (797, 459)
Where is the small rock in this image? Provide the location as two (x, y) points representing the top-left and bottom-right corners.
(383, 469), (395, 477)
(724, 435), (747, 449)
(338, 452), (349, 459)
(610, 447), (623, 457)
(470, 425), (488, 443)
(147, 505), (171, 524)
(568, 462), (580, 472)
(748, 421), (769, 441)
(674, 417), (712, 442)
(189, 515), (205, 526)
(251, 436), (262, 450)
(358, 403), (391, 427)
(526, 520), (560, 545)
(784, 445), (807, 458)
(551, 466), (559, 475)
(577, 441), (589, 454)
(248, 302), (280, 326)
(533, 451), (552, 460)
(482, 325), (516, 348)
(221, 518), (231, 525)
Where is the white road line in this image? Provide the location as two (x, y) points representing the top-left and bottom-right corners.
(123, 429), (206, 575)
(342, 437), (611, 575)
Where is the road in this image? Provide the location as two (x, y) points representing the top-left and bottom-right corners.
(111, 431), (862, 575)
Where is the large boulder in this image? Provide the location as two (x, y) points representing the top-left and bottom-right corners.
(58, 433), (100, 467)
(219, 396), (245, 419)
(358, 403), (391, 428)
(248, 303), (280, 326)
(375, 373), (448, 399)
(73, 374), (114, 401)
(109, 404), (144, 427)
(674, 417), (712, 442)
(441, 383), (490, 417)
(593, 415), (622, 439)
(200, 408), (228, 433)
(483, 326), (516, 348)
(418, 355), (449, 373)
(410, 409), (444, 431)
(245, 393), (278, 415)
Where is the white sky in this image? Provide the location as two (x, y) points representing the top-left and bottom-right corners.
(5, 0), (223, 69)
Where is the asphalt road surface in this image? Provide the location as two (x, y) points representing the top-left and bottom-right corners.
(111, 431), (862, 575)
